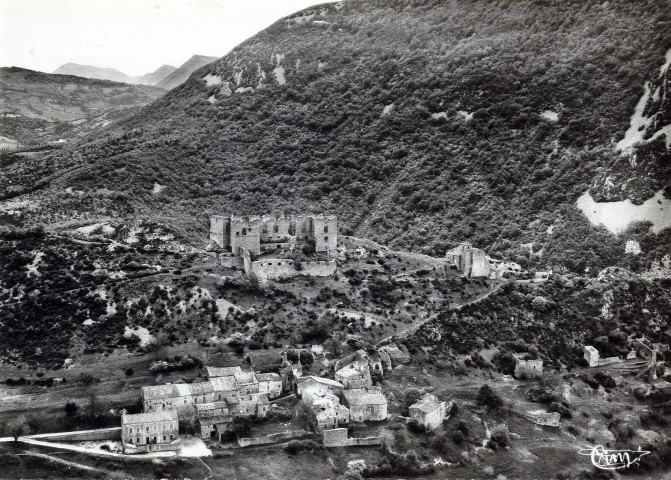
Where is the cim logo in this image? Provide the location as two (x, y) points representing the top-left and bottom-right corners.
(579, 445), (650, 470)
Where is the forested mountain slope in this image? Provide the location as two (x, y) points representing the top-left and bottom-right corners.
(4, 0), (671, 274)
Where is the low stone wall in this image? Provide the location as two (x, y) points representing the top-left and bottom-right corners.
(260, 242), (292, 253)
(28, 427), (121, 442)
(220, 255), (243, 269)
(323, 428), (382, 447)
(598, 357), (621, 366)
(123, 439), (181, 454)
(237, 430), (310, 447)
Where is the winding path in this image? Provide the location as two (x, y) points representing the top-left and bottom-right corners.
(376, 280), (508, 346)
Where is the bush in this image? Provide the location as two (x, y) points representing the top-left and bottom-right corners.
(451, 430), (465, 444)
(124, 368), (134, 377)
(64, 401), (78, 417)
(476, 385), (503, 410)
(593, 372), (616, 389)
(406, 419), (427, 434)
(487, 424), (510, 450)
(284, 439), (322, 455)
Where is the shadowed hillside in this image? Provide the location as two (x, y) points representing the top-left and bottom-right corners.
(3, 0), (671, 274)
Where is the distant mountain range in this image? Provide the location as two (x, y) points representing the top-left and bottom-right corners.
(52, 54), (217, 90)
(155, 55), (218, 90)
(0, 67), (165, 148)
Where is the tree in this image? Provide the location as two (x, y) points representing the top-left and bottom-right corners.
(64, 401), (78, 417)
(147, 332), (169, 359)
(7, 415), (30, 441)
(228, 416), (254, 438)
(476, 384), (503, 410)
(88, 393), (98, 418)
(295, 401), (318, 433)
(403, 388), (422, 413)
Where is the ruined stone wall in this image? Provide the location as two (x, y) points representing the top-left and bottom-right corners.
(230, 217), (261, 255)
(220, 253), (244, 269)
(312, 216), (337, 253)
(29, 428), (121, 442)
(470, 249), (491, 278)
(514, 359), (543, 378)
(209, 215), (229, 249)
(260, 216), (292, 243)
(237, 430), (309, 447)
(598, 356), (620, 366)
(250, 259), (336, 282)
(322, 428), (381, 447)
(293, 215), (312, 241)
(240, 247), (253, 276)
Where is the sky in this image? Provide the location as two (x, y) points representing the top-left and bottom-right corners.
(0, 0), (334, 76)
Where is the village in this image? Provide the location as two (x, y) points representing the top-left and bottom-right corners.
(1, 213), (667, 478)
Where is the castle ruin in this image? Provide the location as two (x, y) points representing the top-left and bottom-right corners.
(209, 214), (338, 282)
(210, 214), (337, 256)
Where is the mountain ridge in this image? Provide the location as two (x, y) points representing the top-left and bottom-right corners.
(155, 55), (218, 90)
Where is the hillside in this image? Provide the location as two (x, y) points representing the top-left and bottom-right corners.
(0, 67), (166, 147)
(52, 63), (177, 86)
(3, 0), (671, 276)
(155, 54), (218, 90)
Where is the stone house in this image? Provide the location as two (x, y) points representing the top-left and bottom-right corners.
(257, 372), (282, 399)
(634, 336), (670, 363)
(141, 382), (230, 417)
(445, 242), (491, 278)
(196, 401), (234, 439)
(335, 362), (372, 389)
(121, 410), (180, 454)
(310, 393), (350, 431)
(280, 362), (303, 392)
(408, 393), (447, 430)
(296, 376), (344, 402)
(195, 394), (269, 440)
(584, 346), (599, 367)
(334, 349), (384, 377)
(379, 344), (411, 366)
(513, 353), (543, 379)
(343, 386), (387, 422)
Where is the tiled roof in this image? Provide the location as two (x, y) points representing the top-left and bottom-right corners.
(336, 362), (368, 378)
(198, 414), (234, 426)
(188, 381), (215, 395)
(235, 370), (256, 385)
(207, 366), (242, 378)
(142, 384), (179, 400)
(343, 387), (386, 406)
(298, 376), (344, 388)
(280, 363), (303, 375)
(210, 376), (239, 391)
(409, 393), (442, 413)
(257, 372), (281, 382)
(122, 409), (177, 424)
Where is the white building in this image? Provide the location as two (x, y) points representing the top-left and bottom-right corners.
(408, 393), (447, 430)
